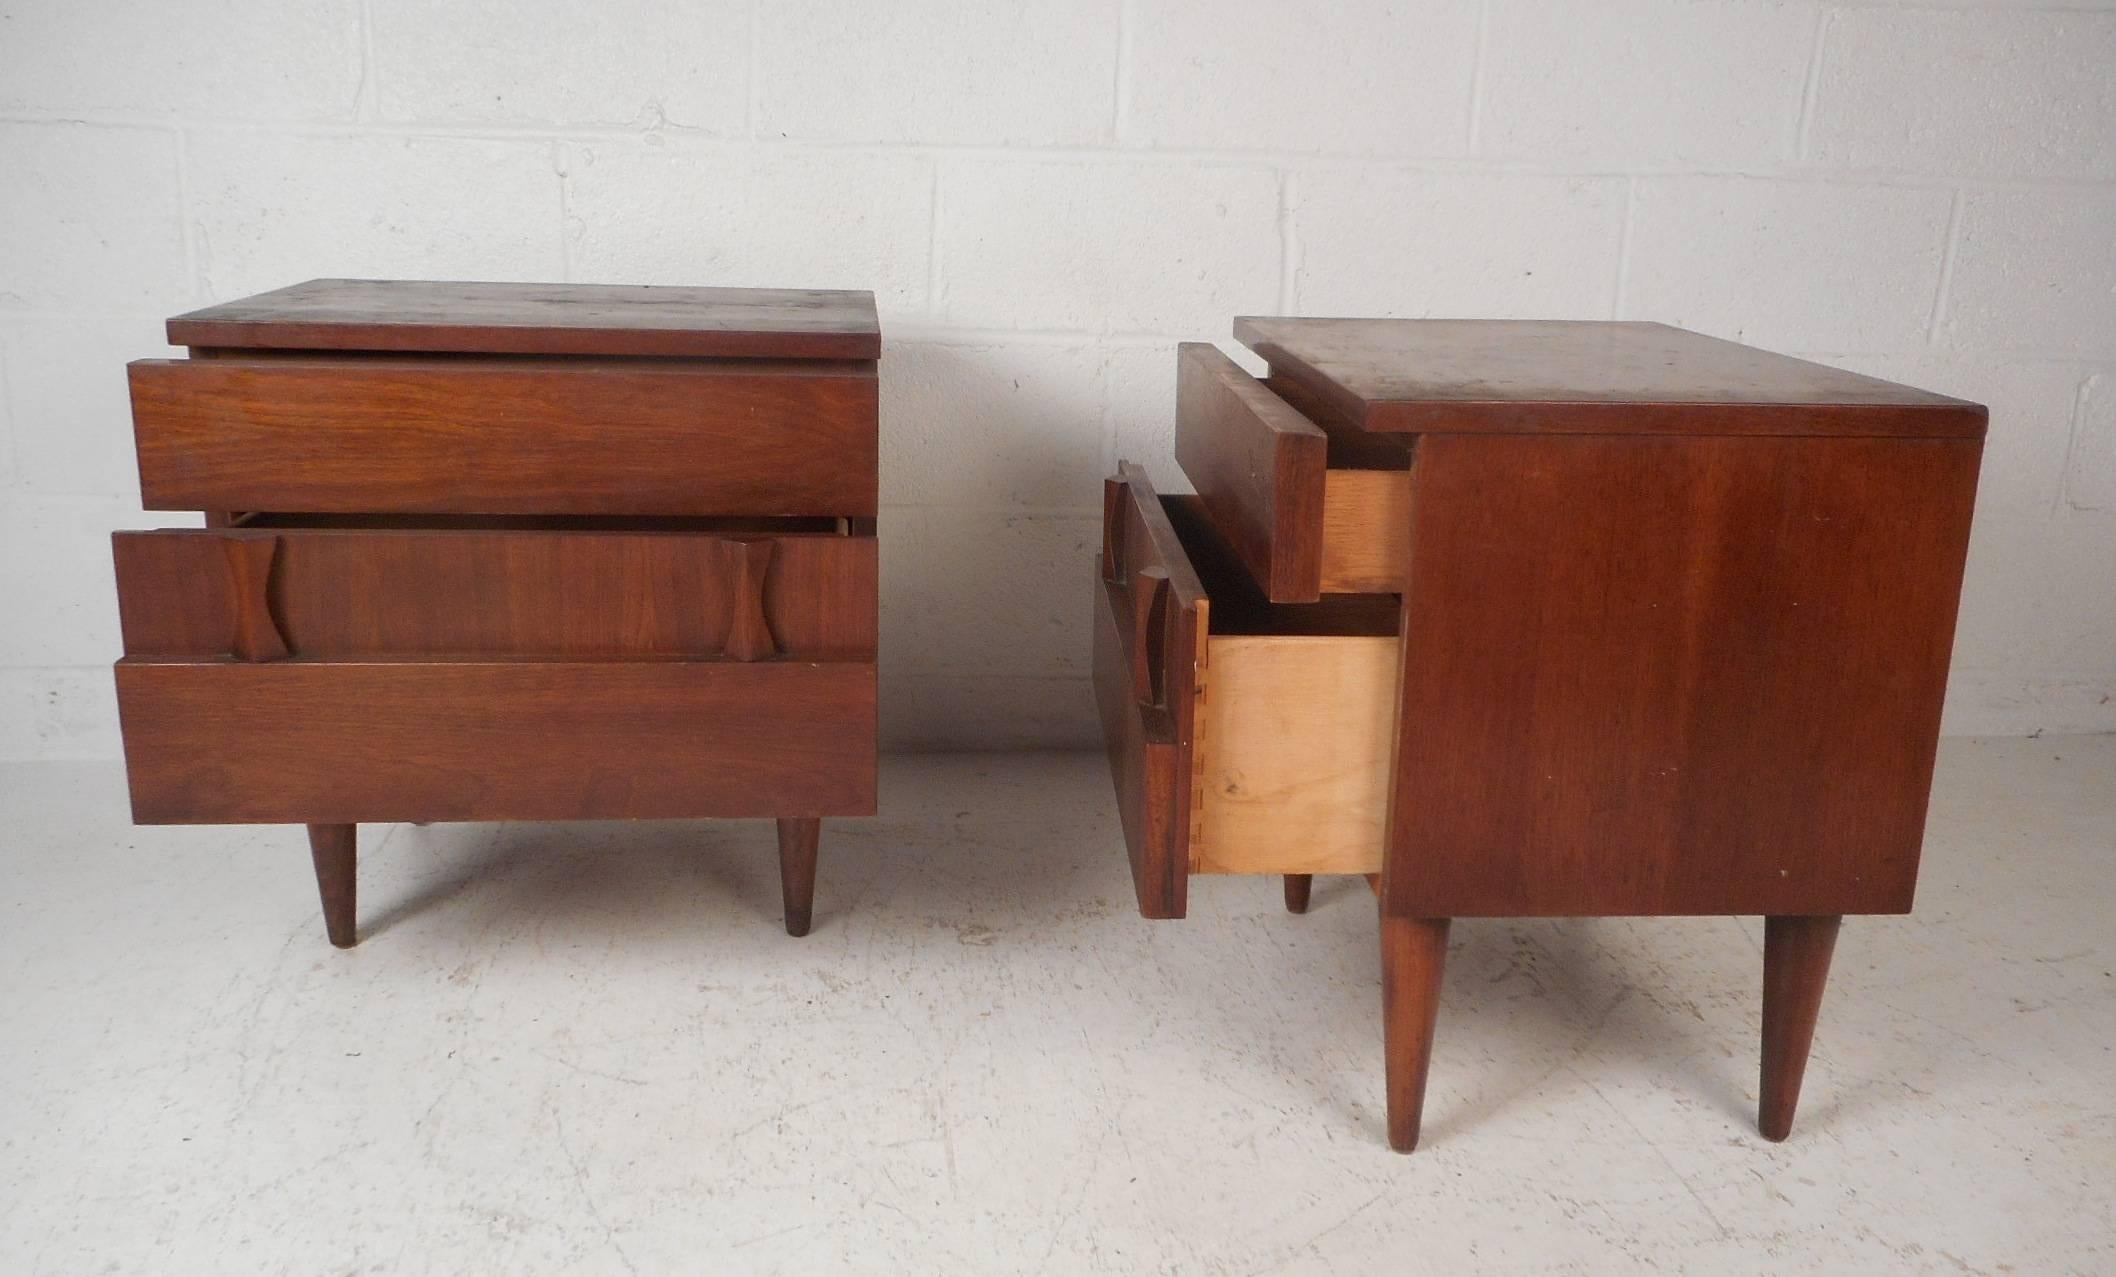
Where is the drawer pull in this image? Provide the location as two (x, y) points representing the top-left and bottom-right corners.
(1130, 566), (1170, 708)
(722, 538), (778, 661)
(220, 534), (289, 662)
(1101, 476), (1127, 583)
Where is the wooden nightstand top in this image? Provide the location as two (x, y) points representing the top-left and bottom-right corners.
(1233, 317), (1985, 438)
(169, 278), (881, 361)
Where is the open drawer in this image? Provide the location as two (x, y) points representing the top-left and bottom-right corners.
(111, 515), (877, 824)
(1173, 343), (1413, 603)
(1094, 463), (1399, 918)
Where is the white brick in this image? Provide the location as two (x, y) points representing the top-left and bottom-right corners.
(880, 340), (1105, 509)
(885, 676), (1097, 750)
(1480, 0), (1814, 168)
(1105, 341), (1185, 496)
(0, 668), (123, 761)
(936, 159), (1279, 334)
(1940, 189), (2116, 359)
(1623, 178), (1950, 352)
(1, 315), (176, 497)
(372, 0), (748, 130)
(2070, 374), (2116, 513)
(0, 0), (360, 122)
(186, 132), (564, 303)
(0, 497), (191, 667)
(561, 141), (932, 314)
(756, 0), (1121, 145)
(882, 508), (1101, 680)
(1810, 11), (2116, 179)
(0, 124), (187, 312)
(1125, 0), (1477, 154)
(1292, 171), (1625, 318)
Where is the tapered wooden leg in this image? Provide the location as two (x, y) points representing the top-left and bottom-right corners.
(1759, 914), (1842, 1142)
(1283, 874), (1313, 914)
(306, 823), (357, 949)
(1382, 914), (1451, 1153)
(776, 818), (820, 938)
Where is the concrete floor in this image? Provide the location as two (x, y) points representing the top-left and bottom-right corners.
(1, 738), (2111, 1275)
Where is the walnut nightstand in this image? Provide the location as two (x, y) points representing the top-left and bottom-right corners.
(1096, 319), (1984, 1151)
(114, 279), (880, 945)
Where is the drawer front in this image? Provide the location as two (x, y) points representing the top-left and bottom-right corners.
(116, 660), (875, 824)
(1173, 343), (1411, 601)
(113, 524), (876, 661)
(112, 523), (876, 823)
(1092, 465), (1208, 919)
(129, 356), (878, 516)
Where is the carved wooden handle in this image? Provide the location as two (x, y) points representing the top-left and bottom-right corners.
(220, 533), (289, 661)
(1101, 476), (1126, 584)
(722, 538), (777, 661)
(1130, 565), (1170, 708)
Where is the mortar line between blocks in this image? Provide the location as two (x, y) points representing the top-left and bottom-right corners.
(173, 127), (199, 305)
(1112, 0), (1135, 146)
(1277, 169), (1297, 313)
(746, 0), (762, 141)
(1466, 0), (1491, 154)
(926, 159), (944, 317)
(1611, 178), (1637, 320)
(1794, 8), (1830, 161)
(1923, 188), (1966, 347)
(4, 112), (2110, 190)
(554, 139), (572, 283)
(2056, 375), (2096, 515)
(357, 0), (378, 123)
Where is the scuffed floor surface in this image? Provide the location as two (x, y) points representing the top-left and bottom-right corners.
(1, 738), (2111, 1275)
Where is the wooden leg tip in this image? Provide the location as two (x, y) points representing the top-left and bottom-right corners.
(1758, 1113), (1794, 1143)
(326, 929), (357, 950)
(784, 908), (812, 938)
(1388, 1127), (1420, 1154)
(1284, 875), (1312, 914)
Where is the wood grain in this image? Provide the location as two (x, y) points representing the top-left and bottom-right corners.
(129, 357), (880, 516)
(1091, 465), (1209, 919)
(168, 278), (881, 361)
(1283, 875), (1313, 914)
(114, 526), (877, 660)
(721, 538), (779, 661)
(1237, 318), (1988, 438)
(1173, 342), (1328, 602)
(116, 659), (877, 824)
(307, 823), (357, 948)
(1195, 634), (1396, 876)
(219, 534), (288, 661)
(1382, 915), (1451, 1154)
(1318, 470), (1412, 594)
(1383, 432), (1983, 918)
(776, 818), (821, 938)
(1759, 914), (1842, 1141)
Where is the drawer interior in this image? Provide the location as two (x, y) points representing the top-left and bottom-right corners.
(1162, 497), (1398, 877)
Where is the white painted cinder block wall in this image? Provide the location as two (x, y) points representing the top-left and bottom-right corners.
(2, 0), (2112, 757)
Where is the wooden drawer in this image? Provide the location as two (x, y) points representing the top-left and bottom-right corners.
(1094, 463), (1398, 919)
(1173, 343), (1412, 603)
(128, 356), (878, 517)
(112, 517), (877, 824)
